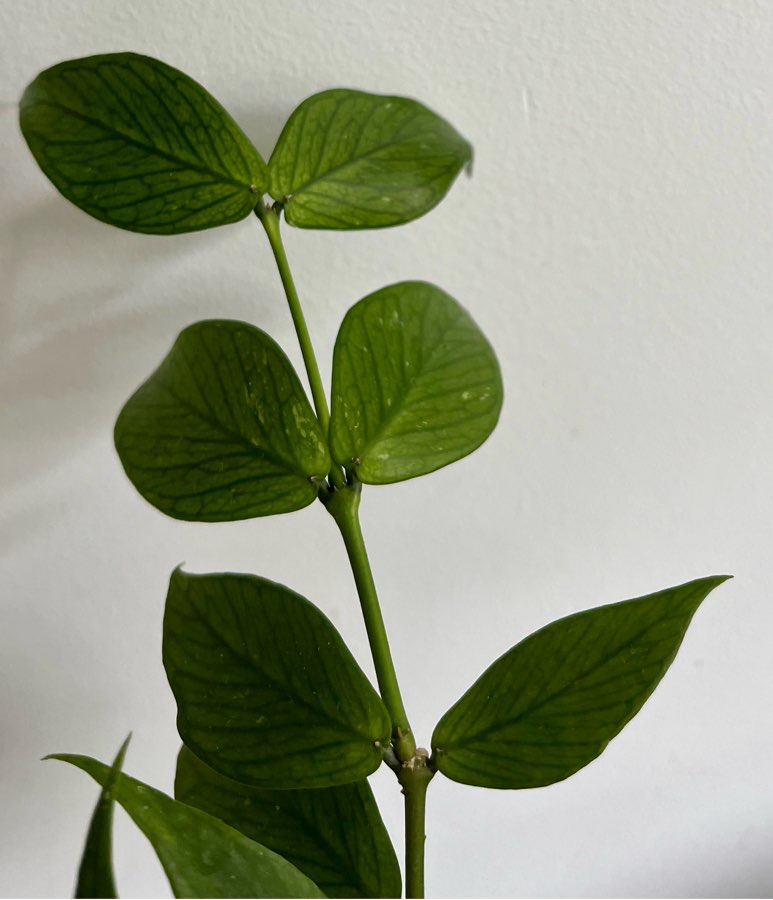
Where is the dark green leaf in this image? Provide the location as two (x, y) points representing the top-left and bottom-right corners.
(50, 753), (324, 898)
(268, 89), (472, 229)
(176, 745), (401, 898)
(329, 281), (502, 483)
(20, 53), (267, 234)
(74, 736), (130, 898)
(163, 569), (391, 789)
(114, 320), (330, 521)
(432, 576), (730, 789)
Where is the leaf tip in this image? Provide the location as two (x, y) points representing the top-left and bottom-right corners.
(706, 573), (733, 590)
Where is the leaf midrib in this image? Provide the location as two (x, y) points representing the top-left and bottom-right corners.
(172, 588), (381, 746)
(28, 98), (255, 191)
(126, 373), (317, 483)
(341, 305), (480, 464)
(437, 598), (697, 751)
(274, 121), (459, 202)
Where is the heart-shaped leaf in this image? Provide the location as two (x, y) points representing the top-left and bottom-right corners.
(20, 53), (267, 234)
(74, 736), (129, 898)
(176, 746), (401, 898)
(268, 89), (472, 229)
(50, 751), (324, 898)
(114, 319), (330, 521)
(163, 569), (391, 789)
(329, 281), (502, 483)
(432, 576), (730, 789)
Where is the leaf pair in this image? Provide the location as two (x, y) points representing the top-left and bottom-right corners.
(161, 568), (403, 894)
(62, 564), (404, 897)
(64, 574), (729, 896)
(165, 566), (730, 799)
(20, 53), (472, 234)
(114, 281), (502, 521)
(59, 741), (400, 898)
(58, 744), (323, 898)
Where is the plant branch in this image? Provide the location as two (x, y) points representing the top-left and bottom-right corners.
(323, 481), (417, 762)
(399, 752), (434, 899)
(256, 202), (345, 490)
(257, 202), (414, 759)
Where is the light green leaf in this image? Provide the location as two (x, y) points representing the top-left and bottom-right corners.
(50, 753), (324, 899)
(268, 89), (472, 229)
(74, 736), (129, 899)
(176, 746), (401, 899)
(329, 281), (502, 483)
(20, 53), (267, 234)
(432, 576), (730, 789)
(163, 569), (391, 789)
(114, 319), (330, 521)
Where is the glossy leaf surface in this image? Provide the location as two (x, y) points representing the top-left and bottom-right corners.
(51, 753), (324, 898)
(268, 89), (472, 229)
(164, 569), (391, 789)
(74, 736), (129, 898)
(20, 53), (266, 233)
(432, 576), (729, 789)
(330, 281), (502, 483)
(114, 320), (330, 521)
(176, 746), (401, 898)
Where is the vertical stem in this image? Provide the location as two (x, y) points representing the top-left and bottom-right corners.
(257, 204), (345, 489)
(399, 757), (434, 899)
(256, 201), (429, 892)
(324, 481), (416, 761)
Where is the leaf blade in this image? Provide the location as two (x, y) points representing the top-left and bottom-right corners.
(432, 576), (730, 789)
(163, 569), (391, 789)
(20, 53), (267, 234)
(74, 736), (130, 899)
(330, 281), (502, 483)
(269, 89), (471, 229)
(114, 319), (330, 521)
(176, 746), (401, 898)
(51, 753), (325, 899)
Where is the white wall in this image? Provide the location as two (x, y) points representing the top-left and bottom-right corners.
(2, 1), (772, 896)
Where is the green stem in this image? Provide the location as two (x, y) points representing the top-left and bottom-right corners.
(399, 755), (434, 899)
(257, 199), (427, 890)
(323, 482), (416, 761)
(257, 202), (413, 756)
(256, 203), (345, 489)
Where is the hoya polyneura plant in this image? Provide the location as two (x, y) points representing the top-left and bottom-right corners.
(20, 52), (729, 899)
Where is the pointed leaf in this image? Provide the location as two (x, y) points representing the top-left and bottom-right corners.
(268, 89), (472, 229)
(50, 754), (324, 898)
(20, 53), (267, 234)
(330, 281), (502, 483)
(432, 576), (730, 789)
(163, 569), (391, 789)
(176, 746), (401, 899)
(114, 320), (330, 521)
(74, 736), (130, 898)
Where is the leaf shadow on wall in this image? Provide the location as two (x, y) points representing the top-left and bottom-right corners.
(0, 195), (239, 568)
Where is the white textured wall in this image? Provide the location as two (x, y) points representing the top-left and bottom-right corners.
(2, 2), (772, 896)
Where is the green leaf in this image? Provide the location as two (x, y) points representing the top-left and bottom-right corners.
(163, 569), (391, 789)
(50, 753), (324, 899)
(329, 281), (502, 483)
(20, 53), (267, 234)
(432, 576), (730, 789)
(176, 745), (401, 899)
(268, 89), (472, 229)
(114, 320), (330, 521)
(74, 736), (129, 898)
